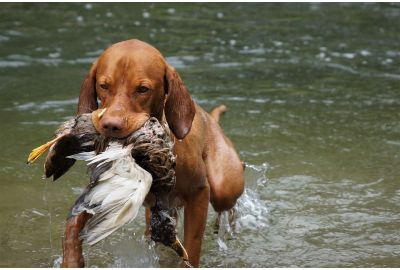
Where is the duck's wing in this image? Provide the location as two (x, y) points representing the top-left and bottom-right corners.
(28, 113), (98, 181)
(69, 142), (153, 246)
(43, 134), (80, 180)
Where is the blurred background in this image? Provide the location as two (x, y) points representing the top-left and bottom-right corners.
(0, 2), (399, 267)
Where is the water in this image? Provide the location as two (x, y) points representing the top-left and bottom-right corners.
(1, 2), (400, 267)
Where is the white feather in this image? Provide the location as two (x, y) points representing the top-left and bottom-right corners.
(70, 142), (153, 246)
(68, 151), (96, 161)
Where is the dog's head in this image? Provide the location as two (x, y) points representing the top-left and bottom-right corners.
(77, 39), (195, 140)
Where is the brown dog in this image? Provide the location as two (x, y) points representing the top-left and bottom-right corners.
(62, 39), (244, 267)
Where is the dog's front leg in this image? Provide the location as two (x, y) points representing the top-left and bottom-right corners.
(183, 184), (210, 267)
(62, 212), (91, 268)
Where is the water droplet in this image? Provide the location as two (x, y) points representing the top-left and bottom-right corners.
(360, 49), (371, 56)
(217, 237), (228, 251)
(143, 11), (151, 19)
(84, 3), (92, 10)
(76, 16), (84, 23)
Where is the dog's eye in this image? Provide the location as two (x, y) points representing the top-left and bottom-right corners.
(137, 86), (150, 94)
(99, 83), (109, 90)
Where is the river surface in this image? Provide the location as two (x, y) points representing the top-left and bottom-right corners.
(0, 3), (399, 267)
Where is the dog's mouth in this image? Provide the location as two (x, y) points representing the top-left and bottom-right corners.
(91, 108), (150, 140)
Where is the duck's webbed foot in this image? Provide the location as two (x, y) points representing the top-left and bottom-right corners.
(150, 192), (191, 267)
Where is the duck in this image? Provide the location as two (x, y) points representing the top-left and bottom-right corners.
(27, 114), (189, 265)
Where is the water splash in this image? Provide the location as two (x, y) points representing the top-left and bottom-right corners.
(244, 162), (269, 187)
(52, 255), (62, 268)
(234, 188), (269, 230)
(217, 237), (228, 251)
(214, 163), (270, 250)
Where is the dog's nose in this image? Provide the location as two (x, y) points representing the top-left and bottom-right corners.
(101, 117), (125, 137)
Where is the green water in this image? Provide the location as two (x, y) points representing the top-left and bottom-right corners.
(0, 3), (399, 267)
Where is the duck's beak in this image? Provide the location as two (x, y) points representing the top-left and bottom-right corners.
(170, 238), (192, 267)
(27, 136), (63, 164)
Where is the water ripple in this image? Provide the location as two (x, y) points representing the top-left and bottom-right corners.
(0, 54), (96, 68)
(11, 98), (78, 112)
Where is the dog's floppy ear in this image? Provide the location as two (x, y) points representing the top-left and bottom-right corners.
(77, 60), (98, 115)
(164, 65), (196, 140)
